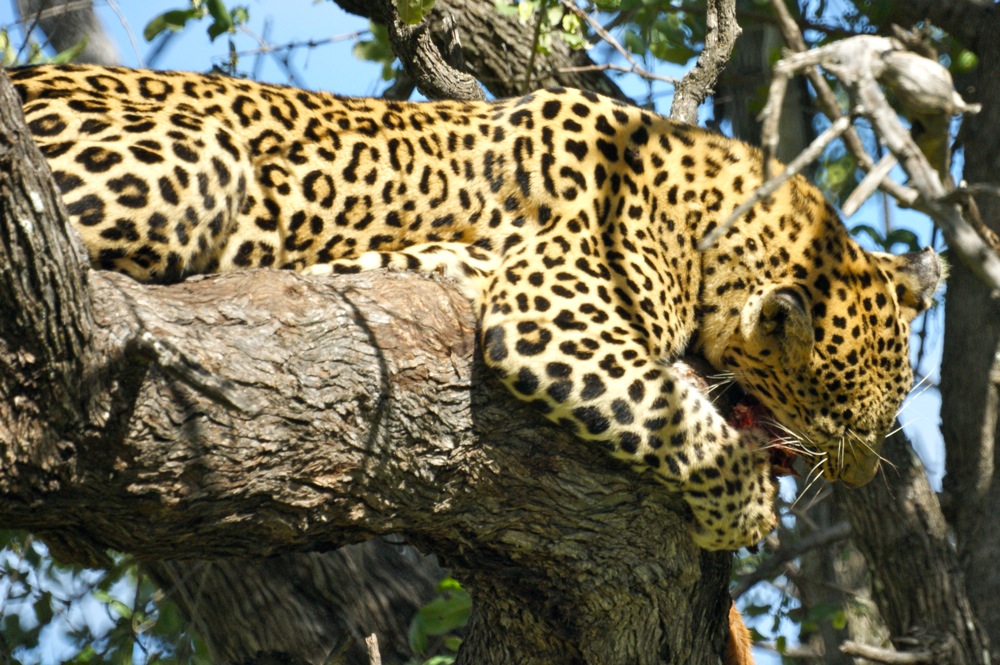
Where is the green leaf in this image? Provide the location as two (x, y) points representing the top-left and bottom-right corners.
(67, 645), (98, 663)
(206, 22), (227, 41)
(850, 224), (889, 250)
(49, 35), (89, 64)
(518, 1), (535, 23)
(623, 29), (646, 54)
(436, 577), (464, 593)
(93, 589), (133, 620)
(884, 228), (921, 253)
(422, 656), (457, 665)
(0, 29), (17, 67)
(353, 23), (393, 62)
(650, 43), (695, 64)
(409, 578), (470, 655)
(143, 9), (201, 41)
(953, 49), (978, 74)
(33, 590), (54, 625)
(414, 591), (472, 636)
(741, 602), (771, 618)
(398, 0), (436, 24)
(232, 6), (250, 26)
(1, 615), (25, 649)
(559, 12), (586, 49)
(409, 614), (430, 654)
(207, 0), (233, 27)
(494, 0), (519, 18)
(206, 0), (234, 41)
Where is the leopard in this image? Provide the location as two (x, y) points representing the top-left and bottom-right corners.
(10, 64), (943, 552)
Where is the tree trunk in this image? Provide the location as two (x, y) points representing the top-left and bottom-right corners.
(862, 1), (1000, 660)
(0, 68), (735, 663)
(835, 431), (990, 663)
(939, 12), (1000, 662)
(12, 2), (454, 659)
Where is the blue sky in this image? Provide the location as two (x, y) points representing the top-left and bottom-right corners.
(1, 1), (385, 93)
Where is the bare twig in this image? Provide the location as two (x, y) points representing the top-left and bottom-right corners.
(670, 0), (741, 123)
(847, 52), (999, 287)
(559, 1), (676, 88)
(105, 0), (144, 66)
(842, 152), (898, 218)
(700, 114), (852, 250)
(938, 187), (1000, 253)
(557, 63), (677, 84)
(840, 641), (932, 663)
(744, 25), (1000, 289)
(766, 0), (921, 217)
(522, 1), (547, 93)
(767, 0), (873, 179)
(366, 633), (382, 665)
(732, 521), (852, 598)
(230, 30), (368, 60)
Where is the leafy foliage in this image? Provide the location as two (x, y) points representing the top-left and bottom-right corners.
(0, 532), (210, 665)
(397, 0), (437, 25)
(144, 0), (248, 44)
(0, 29), (89, 66)
(407, 577), (470, 664)
(353, 23), (398, 82)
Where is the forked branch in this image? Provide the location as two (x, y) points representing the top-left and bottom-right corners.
(700, 19), (1000, 291)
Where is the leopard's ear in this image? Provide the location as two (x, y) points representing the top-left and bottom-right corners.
(871, 247), (946, 323)
(740, 285), (813, 369)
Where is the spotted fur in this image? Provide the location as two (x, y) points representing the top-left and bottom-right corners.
(11, 64), (943, 550)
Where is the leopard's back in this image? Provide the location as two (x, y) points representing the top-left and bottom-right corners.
(12, 64), (539, 281)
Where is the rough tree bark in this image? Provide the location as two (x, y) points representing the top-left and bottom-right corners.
(0, 63), (738, 665)
(936, 6), (1000, 661)
(334, 0), (629, 101)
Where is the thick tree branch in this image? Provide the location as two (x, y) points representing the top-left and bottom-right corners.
(333, 0), (628, 101)
(0, 69), (734, 664)
(371, 0), (484, 100)
(836, 429), (992, 663)
(670, 0), (740, 123)
(0, 66), (99, 477)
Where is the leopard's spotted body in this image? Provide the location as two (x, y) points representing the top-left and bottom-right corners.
(11, 64), (942, 550)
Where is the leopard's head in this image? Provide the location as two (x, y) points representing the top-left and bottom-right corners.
(699, 214), (944, 487)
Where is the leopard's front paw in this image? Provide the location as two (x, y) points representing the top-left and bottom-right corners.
(684, 431), (777, 551)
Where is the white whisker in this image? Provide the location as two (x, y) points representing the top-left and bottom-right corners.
(790, 457), (827, 511)
(846, 428), (896, 474)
